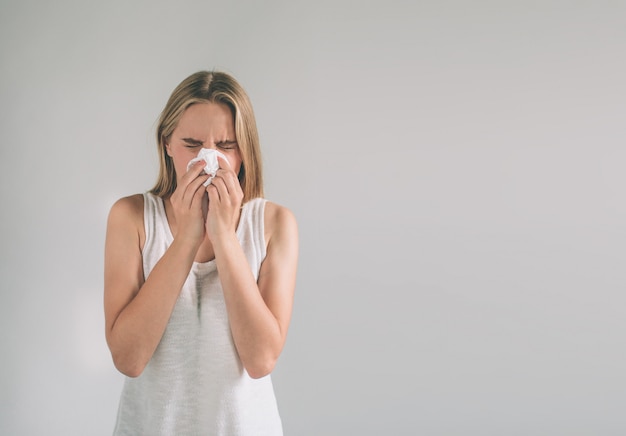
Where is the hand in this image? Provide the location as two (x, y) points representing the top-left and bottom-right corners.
(205, 155), (244, 242)
(168, 160), (210, 245)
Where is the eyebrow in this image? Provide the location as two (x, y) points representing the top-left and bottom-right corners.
(181, 138), (237, 145)
(182, 138), (204, 146)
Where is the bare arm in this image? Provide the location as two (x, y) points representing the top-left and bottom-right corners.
(208, 158), (298, 379)
(104, 163), (209, 377)
(213, 203), (298, 378)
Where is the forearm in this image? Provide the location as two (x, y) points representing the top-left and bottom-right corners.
(108, 237), (199, 377)
(213, 233), (283, 378)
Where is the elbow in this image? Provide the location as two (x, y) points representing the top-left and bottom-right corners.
(106, 327), (151, 378)
(111, 350), (148, 378)
(245, 355), (277, 379)
(117, 363), (145, 378)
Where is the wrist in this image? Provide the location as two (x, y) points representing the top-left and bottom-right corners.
(172, 232), (203, 254)
(211, 231), (239, 254)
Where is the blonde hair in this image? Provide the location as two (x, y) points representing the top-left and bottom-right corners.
(150, 71), (264, 202)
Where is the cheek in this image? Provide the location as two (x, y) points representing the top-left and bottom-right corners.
(236, 162), (245, 182)
(180, 148), (200, 164)
(222, 151), (243, 175)
(233, 158), (242, 174)
(172, 150), (197, 178)
(233, 155), (243, 177)
(224, 157), (242, 178)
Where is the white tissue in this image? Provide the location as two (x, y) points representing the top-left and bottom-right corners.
(186, 148), (228, 186)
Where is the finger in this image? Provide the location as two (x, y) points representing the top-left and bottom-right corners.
(182, 174), (210, 206)
(213, 170), (243, 203)
(212, 176), (243, 211)
(209, 175), (230, 201)
(190, 180), (208, 209)
(176, 161), (208, 202)
(181, 160), (207, 184)
(206, 183), (220, 204)
(185, 173), (210, 195)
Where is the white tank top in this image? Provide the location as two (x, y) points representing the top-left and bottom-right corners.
(113, 193), (283, 436)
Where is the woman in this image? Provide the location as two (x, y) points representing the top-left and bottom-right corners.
(104, 71), (298, 435)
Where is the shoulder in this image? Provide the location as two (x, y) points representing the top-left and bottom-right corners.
(264, 200), (297, 231)
(106, 194), (146, 246)
(263, 200), (298, 250)
(108, 194), (144, 223)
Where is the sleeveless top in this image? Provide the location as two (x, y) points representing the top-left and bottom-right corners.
(113, 193), (283, 436)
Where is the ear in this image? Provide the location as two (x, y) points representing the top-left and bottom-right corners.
(165, 141), (173, 157)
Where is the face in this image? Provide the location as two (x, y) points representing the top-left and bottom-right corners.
(166, 102), (243, 184)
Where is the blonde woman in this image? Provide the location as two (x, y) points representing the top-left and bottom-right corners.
(104, 71), (298, 435)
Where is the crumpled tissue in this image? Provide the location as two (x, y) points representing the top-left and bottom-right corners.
(186, 148), (228, 186)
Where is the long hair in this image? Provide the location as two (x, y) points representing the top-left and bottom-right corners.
(150, 71), (263, 202)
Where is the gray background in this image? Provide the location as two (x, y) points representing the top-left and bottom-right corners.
(1, 1), (625, 435)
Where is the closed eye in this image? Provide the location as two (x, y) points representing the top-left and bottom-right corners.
(216, 140), (238, 150)
(182, 138), (203, 148)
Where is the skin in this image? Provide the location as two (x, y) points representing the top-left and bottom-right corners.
(104, 102), (298, 379)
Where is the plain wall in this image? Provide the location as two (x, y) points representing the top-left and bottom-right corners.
(1, 1), (625, 434)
